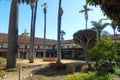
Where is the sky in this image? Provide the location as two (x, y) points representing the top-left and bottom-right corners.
(0, 0), (115, 40)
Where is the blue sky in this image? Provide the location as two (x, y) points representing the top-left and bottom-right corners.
(0, 0), (114, 40)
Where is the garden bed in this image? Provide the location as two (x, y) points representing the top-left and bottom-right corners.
(43, 58), (57, 62)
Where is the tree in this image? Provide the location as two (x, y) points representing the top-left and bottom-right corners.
(91, 19), (110, 40)
(101, 31), (111, 40)
(60, 30), (65, 41)
(111, 21), (117, 43)
(6, 0), (19, 69)
(42, 3), (48, 59)
(79, 4), (92, 29)
(21, 29), (30, 56)
(87, 40), (118, 68)
(29, 0), (38, 63)
(87, 0), (120, 26)
(6, 0), (37, 69)
(56, 0), (63, 64)
(73, 29), (97, 67)
(0, 39), (3, 47)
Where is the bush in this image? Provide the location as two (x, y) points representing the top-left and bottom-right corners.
(97, 61), (115, 74)
(0, 58), (6, 68)
(6, 68), (18, 72)
(64, 71), (114, 80)
(49, 63), (66, 70)
(114, 68), (120, 76)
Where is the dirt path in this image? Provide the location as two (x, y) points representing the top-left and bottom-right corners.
(0, 59), (85, 80)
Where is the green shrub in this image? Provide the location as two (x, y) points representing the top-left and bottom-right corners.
(64, 71), (114, 80)
(114, 68), (120, 76)
(0, 58), (6, 67)
(6, 68), (18, 72)
(97, 62), (115, 74)
(42, 77), (48, 80)
(49, 63), (66, 70)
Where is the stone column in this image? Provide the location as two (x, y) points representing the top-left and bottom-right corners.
(72, 50), (75, 59)
(18, 52), (20, 59)
(34, 52), (36, 58)
(26, 52), (29, 59)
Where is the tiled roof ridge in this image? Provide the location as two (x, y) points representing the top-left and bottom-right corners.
(0, 33), (73, 45)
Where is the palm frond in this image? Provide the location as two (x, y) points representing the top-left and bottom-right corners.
(79, 10), (85, 13)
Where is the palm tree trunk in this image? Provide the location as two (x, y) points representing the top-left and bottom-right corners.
(6, 0), (19, 69)
(43, 8), (46, 58)
(98, 30), (101, 40)
(85, 16), (88, 29)
(84, 48), (91, 68)
(29, 1), (38, 63)
(113, 29), (116, 46)
(85, 13), (88, 29)
(29, 6), (34, 63)
(57, 0), (62, 64)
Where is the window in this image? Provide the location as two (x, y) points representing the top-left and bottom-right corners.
(25, 45), (27, 49)
(67, 45), (69, 48)
(38, 46), (40, 49)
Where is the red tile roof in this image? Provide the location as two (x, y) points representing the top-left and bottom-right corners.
(0, 33), (73, 45)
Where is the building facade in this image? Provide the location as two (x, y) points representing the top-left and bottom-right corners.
(0, 33), (83, 59)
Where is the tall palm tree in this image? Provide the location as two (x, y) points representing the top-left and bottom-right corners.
(79, 4), (92, 29)
(6, 0), (37, 68)
(29, 0), (38, 63)
(42, 3), (48, 59)
(57, 0), (63, 64)
(60, 30), (65, 41)
(91, 19), (110, 40)
(21, 29), (30, 56)
(6, 0), (19, 69)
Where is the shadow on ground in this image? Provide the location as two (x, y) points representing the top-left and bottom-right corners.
(33, 61), (86, 77)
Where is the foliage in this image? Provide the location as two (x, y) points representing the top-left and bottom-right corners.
(88, 40), (118, 61)
(91, 19), (110, 40)
(73, 29), (97, 50)
(97, 61), (115, 74)
(64, 71), (114, 80)
(79, 4), (92, 29)
(49, 63), (66, 70)
(114, 68), (120, 76)
(41, 77), (48, 80)
(0, 39), (3, 47)
(86, 0), (120, 26)
(0, 58), (6, 68)
(6, 68), (18, 72)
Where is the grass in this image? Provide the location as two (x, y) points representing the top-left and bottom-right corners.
(0, 57), (6, 68)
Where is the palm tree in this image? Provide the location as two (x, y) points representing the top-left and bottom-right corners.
(79, 4), (92, 29)
(29, 0), (38, 63)
(6, 0), (37, 69)
(111, 21), (117, 46)
(6, 0), (19, 69)
(60, 30), (65, 41)
(57, 0), (63, 64)
(42, 3), (48, 59)
(21, 29), (30, 57)
(91, 19), (110, 40)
